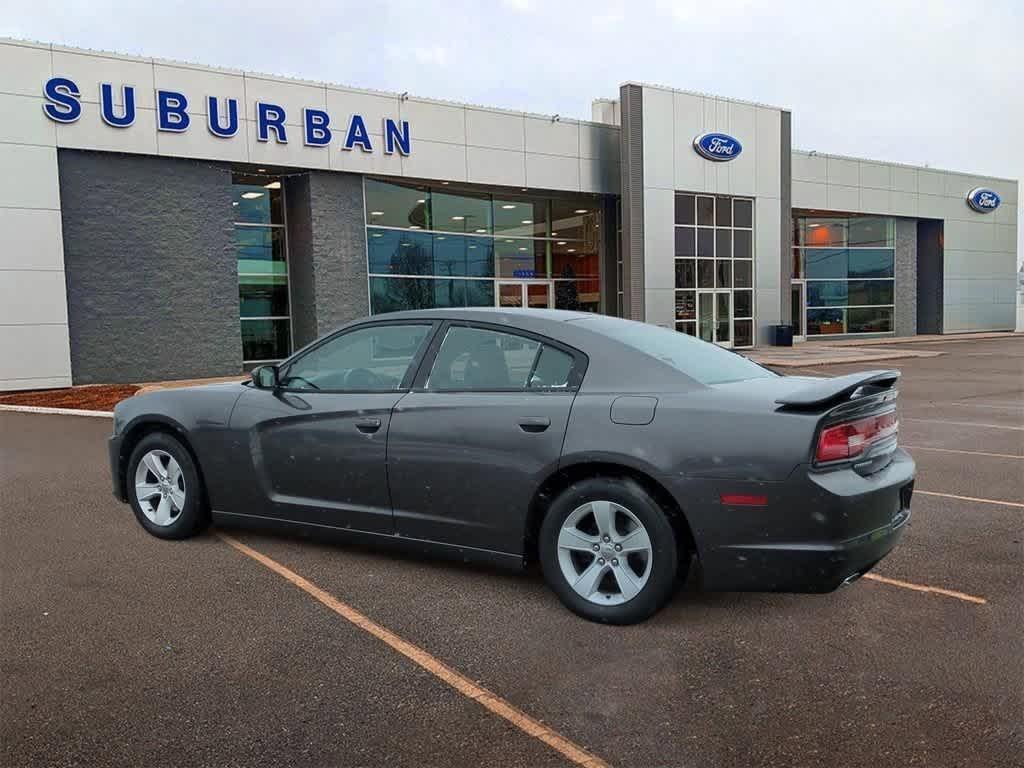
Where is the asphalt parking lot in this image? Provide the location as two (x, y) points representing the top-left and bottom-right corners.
(2, 337), (1021, 768)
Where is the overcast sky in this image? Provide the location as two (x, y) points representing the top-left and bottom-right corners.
(4, 0), (1021, 265)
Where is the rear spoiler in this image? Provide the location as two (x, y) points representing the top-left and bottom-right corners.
(775, 370), (900, 409)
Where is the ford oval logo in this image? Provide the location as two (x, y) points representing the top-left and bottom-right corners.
(693, 132), (742, 162)
(966, 187), (1001, 213)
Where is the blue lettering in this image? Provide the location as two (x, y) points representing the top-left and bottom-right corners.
(383, 118), (410, 155)
(343, 114), (373, 152)
(257, 102), (287, 143)
(42, 77), (82, 123)
(156, 90), (190, 132)
(207, 97), (238, 138)
(99, 83), (136, 128)
(303, 108), (332, 146)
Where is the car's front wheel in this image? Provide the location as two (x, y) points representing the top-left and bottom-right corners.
(539, 477), (680, 624)
(127, 432), (208, 540)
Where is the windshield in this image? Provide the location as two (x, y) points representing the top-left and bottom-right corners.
(574, 315), (776, 385)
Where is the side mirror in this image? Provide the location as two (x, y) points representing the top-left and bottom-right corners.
(251, 364), (279, 389)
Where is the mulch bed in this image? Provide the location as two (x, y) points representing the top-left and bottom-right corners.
(0, 384), (140, 412)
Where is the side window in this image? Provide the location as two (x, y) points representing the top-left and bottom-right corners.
(426, 325), (577, 391)
(281, 324), (431, 391)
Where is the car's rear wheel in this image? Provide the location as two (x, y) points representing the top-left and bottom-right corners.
(127, 432), (208, 540)
(539, 477), (679, 624)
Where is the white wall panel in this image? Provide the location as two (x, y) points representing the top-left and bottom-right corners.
(0, 93), (56, 146)
(728, 102), (757, 197)
(859, 162), (891, 190)
(891, 166), (918, 193)
(525, 153), (579, 191)
(0, 41), (52, 97)
(827, 157), (859, 187)
(158, 118), (249, 162)
(0, 144), (60, 209)
(643, 289), (675, 328)
(398, 99), (466, 145)
(0, 208), (63, 270)
(0, 270), (68, 324)
(525, 117), (578, 156)
(859, 187), (892, 215)
(792, 179), (827, 208)
(671, 91), (705, 192)
(52, 49), (156, 109)
(326, 88), (403, 139)
(755, 198), (781, 290)
(465, 109), (524, 152)
(579, 124), (617, 160)
(466, 146), (524, 187)
(642, 188), (674, 295)
(401, 139), (467, 182)
(242, 75), (326, 127)
(56, 103), (159, 155)
(153, 64), (245, 116)
(792, 152), (827, 183)
(0, 324), (71, 386)
(826, 184), (859, 211)
(753, 107), (780, 199)
(334, 143), (403, 175)
(916, 169), (946, 196)
(641, 86), (674, 191)
(247, 122), (331, 169)
(579, 158), (618, 194)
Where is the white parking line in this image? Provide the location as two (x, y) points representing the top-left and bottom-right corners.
(901, 417), (1024, 431)
(0, 404), (113, 418)
(916, 490), (1024, 509)
(902, 445), (1023, 460)
(862, 573), (987, 605)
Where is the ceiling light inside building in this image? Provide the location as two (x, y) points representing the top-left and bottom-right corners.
(502, 204), (516, 210)
(409, 225), (421, 229)
(568, 248), (576, 253)
(257, 168), (267, 172)
(521, 220), (532, 224)
(370, 211), (384, 216)
(475, 228), (487, 233)
(263, 181), (281, 189)
(241, 192), (264, 199)
(371, 233), (382, 238)
(574, 209), (587, 214)
(518, 247), (527, 252)
(416, 198), (426, 204)
(557, 241), (566, 245)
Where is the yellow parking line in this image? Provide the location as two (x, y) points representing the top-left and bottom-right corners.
(862, 573), (987, 605)
(902, 445), (1023, 460)
(217, 532), (609, 768)
(916, 490), (1024, 509)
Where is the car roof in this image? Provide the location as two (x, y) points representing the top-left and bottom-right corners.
(371, 307), (596, 323)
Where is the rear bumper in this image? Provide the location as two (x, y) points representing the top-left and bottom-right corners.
(694, 448), (916, 593)
(108, 434), (126, 502)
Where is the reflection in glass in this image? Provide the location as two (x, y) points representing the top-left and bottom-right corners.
(733, 199), (753, 228)
(716, 260), (731, 289)
(697, 260), (714, 288)
(364, 179), (430, 229)
(675, 194), (695, 225)
(494, 196), (548, 237)
(807, 308), (845, 335)
(715, 292), (730, 343)
(675, 291), (696, 321)
(555, 278), (599, 312)
(236, 227), (286, 274)
(675, 227), (696, 258)
(734, 290), (753, 318)
(848, 307), (893, 333)
(675, 259), (695, 289)
(697, 228), (714, 259)
(697, 196), (714, 226)
(716, 229), (731, 259)
(240, 274), (289, 317)
(433, 189), (492, 234)
(734, 260), (752, 288)
(241, 318), (291, 361)
(233, 180), (283, 225)
(733, 229), (752, 259)
(734, 319), (753, 347)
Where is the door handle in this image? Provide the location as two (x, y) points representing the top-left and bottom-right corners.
(518, 417), (551, 433)
(354, 417), (382, 434)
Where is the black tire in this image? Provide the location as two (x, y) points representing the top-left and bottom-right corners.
(539, 477), (681, 625)
(126, 432), (208, 540)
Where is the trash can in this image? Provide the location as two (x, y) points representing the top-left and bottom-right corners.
(770, 324), (794, 347)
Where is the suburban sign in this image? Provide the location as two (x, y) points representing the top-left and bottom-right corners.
(966, 187), (1001, 213)
(693, 132), (742, 162)
(41, 76), (412, 155)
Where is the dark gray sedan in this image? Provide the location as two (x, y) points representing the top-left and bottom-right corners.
(109, 309), (915, 624)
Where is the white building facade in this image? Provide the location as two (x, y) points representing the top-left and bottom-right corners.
(0, 39), (1018, 389)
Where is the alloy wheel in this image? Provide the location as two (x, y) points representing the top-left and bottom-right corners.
(556, 500), (653, 605)
(134, 449), (186, 526)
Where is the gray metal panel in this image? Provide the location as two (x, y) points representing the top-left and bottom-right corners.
(58, 149), (241, 384)
(779, 111), (793, 325)
(916, 220), (943, 334)
(619, 84), (645, 321)
(894, 219), (918, 336)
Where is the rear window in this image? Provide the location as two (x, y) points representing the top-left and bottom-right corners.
(573, 316), (776, 385)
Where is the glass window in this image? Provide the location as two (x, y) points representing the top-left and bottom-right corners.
(804, 248), (848, 280)
(807, 280), (849, 307)
(241, 319), (291, 363)
(676, 321), (697, 336)
(697, 196), (714, 226)
(697, 228), (714, 259)
(370, 276), (486, 313)
(236, 227), (286, 275)
(575, 316), (775, 385)
(494, 196), (548, 237)
(368, 229), (434, 275)
(282, 324), (432, 391)
(675, 290), (696, 321)
(554, 278), (599, 312)
(674, 194), (695, 225)
(529, 345), (576, 389)
(675, 259), (695, 289)
(734, 290), (753, 318)
(465, 279), (496, 307)
(799, 218), (846, 247)
(697, 260), (714, 288)
(715, 260), (731, 289)
(848, 280), (893, 306)
(675, 227), (696, 258)
(427, 326), (541, 391)
(807, 308), (845, 335)
(496, 239), (548, 279)
(715, 229), (731, 259)
(716, 197), (731, 227)
(733, 199), (753, 228)
(365, 179), (430, 229)
(734, 319), (753, 348)
(848, 217), (893, 247)
(734, 260), (752, 288)
(848, 307), (894, 333)
(240, 274), (289, 317)
(233, 180), (283, 225)
(733, 229), (752, 259)
(550, 199), (598, 242)
(848, 249), (894, 278)
(433, 189), (492, 234)
(552, 243), (599, 279)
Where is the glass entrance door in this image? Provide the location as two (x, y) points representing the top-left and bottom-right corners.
(790, 281), (806, 342)
(697, 290), (733, 347)
(496, 281), (553, 309)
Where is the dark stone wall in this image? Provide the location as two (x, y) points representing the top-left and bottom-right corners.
(58, 150), (240, 384)
(894, 218), (918, 336)
(285, 170), (368, 347)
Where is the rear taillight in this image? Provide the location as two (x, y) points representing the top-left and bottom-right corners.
(815, 410), (898, 463)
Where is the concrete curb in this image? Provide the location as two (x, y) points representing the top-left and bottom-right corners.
(0, 404), (113, 418)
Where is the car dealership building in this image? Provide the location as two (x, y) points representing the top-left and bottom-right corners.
(0, 37), (1018, 390)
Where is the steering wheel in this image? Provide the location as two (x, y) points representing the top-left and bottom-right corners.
(343, 368), (382, 389)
